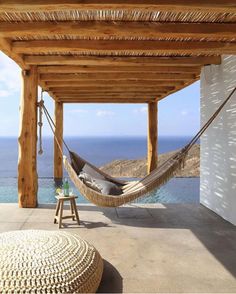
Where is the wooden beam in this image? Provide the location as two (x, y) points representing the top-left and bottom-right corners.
(38, 65), (200, 74)
(0, 38), (58, 100)
(0, 37), (28, 69)
(60, 99), (149, 103)
(155, 76), (199, 102)
(0, 1), (235, 13)
(147, 102), (158, 174)
(52, 91), (167, 95)
(18, 66), (38, 208)
(1, 21), (235, 40)
(48, 86), (176, 92)
(54, 101), (63, 180)
(25, 55), (221, 66)
(40, 73), (195, 81)
(45, 81), (183, 87)
(58, 95), (158, 99)
(53, 89), (167, 94)
(13, 40), (236, 55)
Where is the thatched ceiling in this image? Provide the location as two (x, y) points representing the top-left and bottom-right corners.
(0, 1), (235, 103)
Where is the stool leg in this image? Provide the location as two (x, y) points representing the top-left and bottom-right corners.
(58, 200), (64, 229)
(72, 199), (80, 225)
(54, 200), (60, 224)
(70, 199), (75, 221)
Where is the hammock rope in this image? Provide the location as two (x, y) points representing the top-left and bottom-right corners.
(37, 87), (236, 207)
(42, 103), (70, 154)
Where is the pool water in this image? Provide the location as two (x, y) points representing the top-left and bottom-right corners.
(0, 177), (200, 204)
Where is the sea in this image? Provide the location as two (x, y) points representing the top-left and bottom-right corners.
(0, 136), (200, 204)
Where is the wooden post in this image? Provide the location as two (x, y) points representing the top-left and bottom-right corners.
(18, 66), (38, 208)
(54, 101), (63, 180)
(147, 102), (158, 174)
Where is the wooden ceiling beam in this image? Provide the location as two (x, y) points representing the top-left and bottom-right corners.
(12, 40), (236, 55)
(57, 92), (162, 96)
(25, 55), (221, 66)
(47, 86), (177, 91)
(45, 80), (184, 87)
(55, 96), (164, 100)
(1, 21), (235, 40)
(0, 1), (235, 13)
(38, 65), (200, 74)
(59, 99), (149, 104)
(53, 92), (166, 96)
(52, 90), (168, 94)
(0, 38), (59, 99)
(58, 97), (158, 101)
(157, 77), (199, 101)
(40, 73), (195, 81)
(0, 38), (28, 69)
(57, 92), (160, 96)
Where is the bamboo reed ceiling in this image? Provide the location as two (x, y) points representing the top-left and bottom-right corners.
(0, 1), (236, 103)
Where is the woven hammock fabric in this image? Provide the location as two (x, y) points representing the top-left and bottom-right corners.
(64, 148), (188, 207)
(0, 230), (103, 293)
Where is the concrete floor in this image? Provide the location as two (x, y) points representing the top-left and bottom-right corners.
(0, 203), (236, 293)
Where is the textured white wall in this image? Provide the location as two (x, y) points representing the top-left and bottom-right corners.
(200, 55), (236, 225)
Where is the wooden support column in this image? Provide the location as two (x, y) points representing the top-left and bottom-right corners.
(147, 102), (158, 174)
(54, 101), (63, 180)
(18, 66), (38, 208)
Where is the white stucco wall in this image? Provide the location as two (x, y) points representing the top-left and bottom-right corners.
(200, 55), (236, 225)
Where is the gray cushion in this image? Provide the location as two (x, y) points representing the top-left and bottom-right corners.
(93, 179), (122, 195)
(78, 172), (102, 192)
(82, 163), (106, 181)
(78, 171), (93, 183)
(78, 172), (122, 195)
(70, 151), (106, 181)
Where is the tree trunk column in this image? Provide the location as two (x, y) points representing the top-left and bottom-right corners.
(147, 102), (158, 174)
(54, 101), (63, 180)
(18, 66), (38, 208)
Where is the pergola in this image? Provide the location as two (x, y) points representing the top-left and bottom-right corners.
(0, 1), (235, 208)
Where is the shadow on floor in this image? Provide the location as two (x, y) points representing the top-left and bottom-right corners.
(39, 203), (236, 278)
(97, 260), (123, 293)
(59, 221), (113, 229)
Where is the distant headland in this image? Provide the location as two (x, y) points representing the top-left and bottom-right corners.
(101, 144), (200, 178)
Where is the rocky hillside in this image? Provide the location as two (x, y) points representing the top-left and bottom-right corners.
(100, 144), (200, 178)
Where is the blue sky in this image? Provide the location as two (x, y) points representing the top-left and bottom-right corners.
(0, 51), (200, 137)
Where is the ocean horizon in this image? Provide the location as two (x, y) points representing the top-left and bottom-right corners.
(0, 136), (199, 203)
(0, 135), (197, 178)
(0, 136), (200, 204)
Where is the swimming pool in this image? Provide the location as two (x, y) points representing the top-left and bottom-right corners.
(0, 177), (200, 204)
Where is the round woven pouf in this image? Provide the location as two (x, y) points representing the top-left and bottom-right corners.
(0, 230), (103, 293)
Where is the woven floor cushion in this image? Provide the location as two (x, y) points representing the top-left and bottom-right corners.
(0, 230), (103, 293)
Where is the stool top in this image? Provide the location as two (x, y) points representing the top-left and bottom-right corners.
(0, 230), (103, 293)
(55, 195), (78, 200)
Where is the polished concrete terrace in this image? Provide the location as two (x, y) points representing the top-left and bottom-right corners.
(0, 203), (235, 293)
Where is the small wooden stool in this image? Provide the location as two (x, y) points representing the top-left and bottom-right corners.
(54, 195), (80, 228)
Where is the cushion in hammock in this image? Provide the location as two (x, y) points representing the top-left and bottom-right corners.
(93, 178), (122, 195)
(70, 151), (107, 181)
(79, 172), (122, 195)
(82, 163), (106, 181)
(79, 172), (102, 192)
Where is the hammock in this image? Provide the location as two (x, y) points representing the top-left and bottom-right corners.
(40, 87), (236, 207)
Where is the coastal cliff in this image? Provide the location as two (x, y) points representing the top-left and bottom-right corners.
(100, 144), (200, 178)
